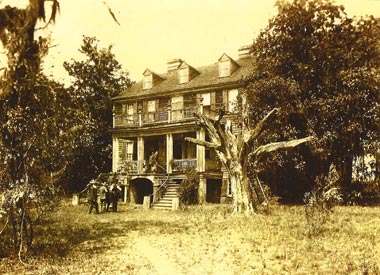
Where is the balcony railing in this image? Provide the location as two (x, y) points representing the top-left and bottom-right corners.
(114, 114), (139, 127)
(183, 107), (196, 119)
(171, 107), (196, 121)
(118, 160), (145, 173)
(172, 159), (197, 171)
(142, 111), (169, 124)
(114, 105), (219, 128)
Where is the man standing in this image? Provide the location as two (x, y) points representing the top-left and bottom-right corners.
(110, 181), (122, 212)
(88, 180), (99, 214)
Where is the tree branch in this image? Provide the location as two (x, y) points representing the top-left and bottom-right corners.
(243, 108), (279, 143)
(253, 136), (313, 156)
(185, 137), (221, 150)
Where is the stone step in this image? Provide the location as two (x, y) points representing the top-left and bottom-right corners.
(152, 178), (181, 209)
(152, 205), (172, 210)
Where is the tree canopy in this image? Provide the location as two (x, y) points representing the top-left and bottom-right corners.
(245, 0), (380, 195)
(63, 36), (132, 190)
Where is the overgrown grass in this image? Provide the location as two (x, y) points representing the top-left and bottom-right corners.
(1, 200), (380, 274)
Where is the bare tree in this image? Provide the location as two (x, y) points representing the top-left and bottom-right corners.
(186, 94), (313, 214)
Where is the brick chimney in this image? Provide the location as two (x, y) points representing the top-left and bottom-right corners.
(238, 45), (252, 59)
(167, 58), (183, 72)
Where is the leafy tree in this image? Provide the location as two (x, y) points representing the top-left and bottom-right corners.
(0, 0), (86, 257)
(63, 36), (132, 191)
(245, 0), (380, 197)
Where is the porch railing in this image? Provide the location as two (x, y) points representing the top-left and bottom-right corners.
(172, 159), (197, 171)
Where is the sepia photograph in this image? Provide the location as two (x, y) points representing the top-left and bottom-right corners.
(0, 0), (380, 274)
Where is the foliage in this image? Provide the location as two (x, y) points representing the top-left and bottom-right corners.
(178, 167), (199, 205)
(303, 164), (343, 236)
(245, 0), (380, 196)
(62, 36), (132, 191)
(0, 0), (87, 258)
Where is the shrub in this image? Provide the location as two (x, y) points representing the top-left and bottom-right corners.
(178, 168), (199, 206)
(304, 164), (343, 236)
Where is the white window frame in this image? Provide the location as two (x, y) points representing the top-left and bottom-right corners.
(219, 60), (230, 77)
(179, 68), (189, 84)
(143, 74), (152, 90)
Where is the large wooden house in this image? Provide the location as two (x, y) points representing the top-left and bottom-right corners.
(111, 46), (254, 208)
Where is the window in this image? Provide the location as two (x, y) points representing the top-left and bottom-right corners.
(147, 100), (156, 112)
(171, 96), (183, 120)
(201, 93), (211, 115)
(179, 68), (189, 84)
(219, 60), (230, 77)
(215, 90), (224, 110)
(114, 104), (123, 115)
(147, 100), (156, 121)
(119, 140), (134, 161)
(126, 104), (135, 125)
(143, 74), (152, 89)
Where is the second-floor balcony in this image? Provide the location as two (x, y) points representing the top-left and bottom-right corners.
(114, 107), (197, 128)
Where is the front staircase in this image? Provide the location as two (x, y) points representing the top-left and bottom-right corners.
(152, 182), (180, 210)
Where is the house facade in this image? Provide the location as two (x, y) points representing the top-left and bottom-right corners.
(111, 46), (254, 208)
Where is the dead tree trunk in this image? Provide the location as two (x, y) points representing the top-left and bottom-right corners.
(185, 94), (313, 214)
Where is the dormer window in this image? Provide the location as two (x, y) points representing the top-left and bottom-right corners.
(218, 53), (239, 78)
(219, 60), (230, 77)
(143, 74), (152, 90)
(179, 68), (189, 84)
(142, 69), (164, 90)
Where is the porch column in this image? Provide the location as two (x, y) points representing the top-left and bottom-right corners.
(138, 110), (142, 126)
(112, 136), (119, 172)
(198, 173), (206, 204)
(166, 134), (173, 173)
(137, 137), (144, 173)
(196, 129), (205, 172)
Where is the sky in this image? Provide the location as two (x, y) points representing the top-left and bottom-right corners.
(1, 0), (380, 83)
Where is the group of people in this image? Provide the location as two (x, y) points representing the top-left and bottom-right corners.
(87, 178), (122, 214)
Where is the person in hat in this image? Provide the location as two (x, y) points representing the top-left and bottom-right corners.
(88, 179), (99, 214)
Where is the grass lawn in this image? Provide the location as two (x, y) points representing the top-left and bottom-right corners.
(1, 200), (380, 275)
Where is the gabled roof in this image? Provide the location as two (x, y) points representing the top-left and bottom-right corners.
(178, 61), (199, 73)
(143, 69), (165, 80)
(113, 56), (255, 101)
(218, 53), (240, 67)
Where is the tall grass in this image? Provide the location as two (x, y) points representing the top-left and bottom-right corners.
(1, 200), (380, 274)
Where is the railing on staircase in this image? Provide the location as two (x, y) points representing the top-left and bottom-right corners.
(149, 163), (170, 204)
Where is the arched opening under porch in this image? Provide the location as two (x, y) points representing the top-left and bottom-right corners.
(129, 178), (154, 204)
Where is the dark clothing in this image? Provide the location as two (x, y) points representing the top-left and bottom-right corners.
(88, 185), (99, 214)
(110, 184), (121, 212)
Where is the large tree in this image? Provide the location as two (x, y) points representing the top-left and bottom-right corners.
(186, 96), (313, 214)
(245, 0), (380, 195)
(63, 36), (132, 190)
(0, 0), (85, 257)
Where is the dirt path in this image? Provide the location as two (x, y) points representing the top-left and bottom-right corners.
(133, 237), (181, 275)
(99, 231), (183, 275)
